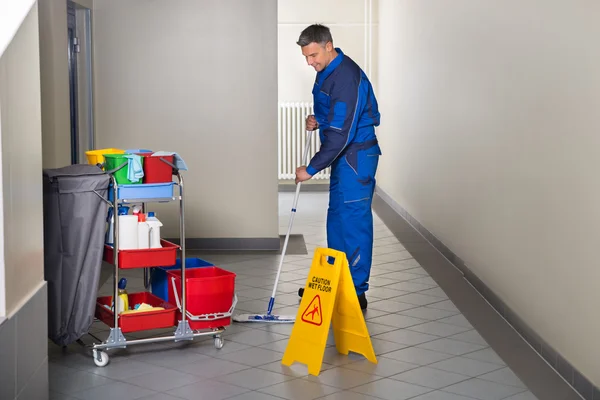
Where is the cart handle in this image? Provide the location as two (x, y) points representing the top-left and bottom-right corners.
(170, 276), (238, 321)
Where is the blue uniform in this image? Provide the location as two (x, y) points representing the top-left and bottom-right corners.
(306, 48), (381, 295)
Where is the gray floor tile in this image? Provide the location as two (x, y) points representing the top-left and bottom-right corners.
(448, 330), (488, 346)
(321, 346), (368, 366)
(367, 287), (410, 299)
(88, 358), (164, 380)
(367, 314), (428, 329)
(215, 367), (292, 390)
(369, 337), (409, 355)
(383, 347), (453, 365)
(70, 382), (155, 400)
(123, 367), (202, 392)
(390, 366), (470, 389)
(49, 369), (111, 395)
(392, 293), (443, 306)
(341, 357), (418, 377)
(167, 380), (250, 400)
(408, 277), (439, 286)
(478, 367), (527, 388)
(258, 379), (340, 399)
(503, 391), (539, 400)
(425, 299), (460, 313)
(362, 308), (392, 320)
(130, 347), (213, 368)
(437, 314), (473, 328)
(227, 391), (291, 400)
(386, 281), (436, 293)
(363, 322), (401, 336)
(258, 338), (291, 353)
(171, 358), (249, 378)
(443, 378), (526, 400)
(50, 392), (78, 400)
(368, 299), (418, 313)
(259, 360), (335, 377)
(137, 394), (189, 400)
(303, 366), (379, 389)
(428, 356), (504, 377)
(373, 329), (439, 346)
(407, 321), (471, 337)
(226, 329), (289, 346)
(351, 378), (433, 400)
(188, 338), (251, 356)
(318, 391), (382, 400)
(416, 338), (487, 356)
(216, 346), (284, 367)
(410, 391), (478, 400)
(381, 271), (426, 282)
(462, 348), (506, 366)
(417, 287), (449, 299)
(399, 306), (459, 321)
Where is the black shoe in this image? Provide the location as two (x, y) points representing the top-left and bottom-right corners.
(358, 293), (368, 310)
(298, 287), (304, 298)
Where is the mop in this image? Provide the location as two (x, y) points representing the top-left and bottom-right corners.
(233, 130), (313, 323)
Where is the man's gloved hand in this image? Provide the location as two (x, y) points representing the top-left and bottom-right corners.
(306, 115), (319, 131)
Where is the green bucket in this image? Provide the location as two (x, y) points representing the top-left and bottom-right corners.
(104, 153), (144, 185)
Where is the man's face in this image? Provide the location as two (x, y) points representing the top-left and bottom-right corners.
(301, 42), (333, 72)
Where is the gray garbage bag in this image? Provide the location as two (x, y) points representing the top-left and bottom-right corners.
(43, 164), (111, 346)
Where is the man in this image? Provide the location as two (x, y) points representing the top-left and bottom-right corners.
(295, 24), (381, 310)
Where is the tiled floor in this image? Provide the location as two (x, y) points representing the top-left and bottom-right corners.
(48, 192), (542, 400)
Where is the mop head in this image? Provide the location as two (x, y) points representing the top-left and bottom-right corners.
(233, 313), (296, 323)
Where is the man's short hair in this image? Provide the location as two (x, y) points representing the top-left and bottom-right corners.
(297, 24), (333, 47)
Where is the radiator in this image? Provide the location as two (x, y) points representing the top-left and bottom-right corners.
(278, 102), (330, 180)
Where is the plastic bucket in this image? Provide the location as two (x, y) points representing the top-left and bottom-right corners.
(167, 267), (236, 330)
(104, 153), (144, 185)
(144, 155), (174, 183)
(85, 148), (125, 166)
(150, 258), (214, 301)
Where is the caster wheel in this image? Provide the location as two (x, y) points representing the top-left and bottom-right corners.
(93, 350), (109, 367)
(214, 337), (224, 349)
(298, 288), (304, 297)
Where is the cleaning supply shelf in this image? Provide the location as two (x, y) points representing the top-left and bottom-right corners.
(108, 182), (176, 203)
(103, 239), (179, 269)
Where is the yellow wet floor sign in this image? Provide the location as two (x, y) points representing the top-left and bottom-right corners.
(282, 247), (377, 376)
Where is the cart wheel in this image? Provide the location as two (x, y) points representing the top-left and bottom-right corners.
(214, 337), (224, 349)
(93, 350), (109, 367)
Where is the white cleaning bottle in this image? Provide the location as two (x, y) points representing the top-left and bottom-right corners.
(137, 213), (150, 249)
(146, 212), (163, 248)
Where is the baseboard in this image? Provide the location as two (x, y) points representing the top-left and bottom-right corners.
(374, 185), (598, 400)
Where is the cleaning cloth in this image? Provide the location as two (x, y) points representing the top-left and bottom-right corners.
(124, 154), (144, 183)
(152, 151), (188, 171)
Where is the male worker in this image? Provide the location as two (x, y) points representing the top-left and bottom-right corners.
(295, 24), (381, 310)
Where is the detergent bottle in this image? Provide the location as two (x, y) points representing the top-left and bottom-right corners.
(106, 206), (129, 245)
(146, 212), (163, 248)
(116, 278), (129, 314)
(137, 212), (150, 249)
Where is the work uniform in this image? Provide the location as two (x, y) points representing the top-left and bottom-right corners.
(305, 48), (381, 296)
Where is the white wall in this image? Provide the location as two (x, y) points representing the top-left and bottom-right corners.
(0, 2), (45, 316)
(92, 0), (279, 240)
(377, 0), (600, 386)
(278, 0), (377, 103)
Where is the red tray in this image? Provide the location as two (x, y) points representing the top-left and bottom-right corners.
(95, 292), (177, 333)
(104, 239), (179, 269)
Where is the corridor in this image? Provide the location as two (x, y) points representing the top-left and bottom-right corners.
(47, 192), (579, 400)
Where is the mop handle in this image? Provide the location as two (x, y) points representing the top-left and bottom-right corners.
(268, 130), (313, 315)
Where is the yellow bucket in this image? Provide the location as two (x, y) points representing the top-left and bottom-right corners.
(85, 148), (125, 166)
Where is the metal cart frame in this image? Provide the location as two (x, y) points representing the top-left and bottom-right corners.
(90, 167), (231, 367)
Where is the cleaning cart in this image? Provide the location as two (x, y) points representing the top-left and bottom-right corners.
(89, 152), (237, 367)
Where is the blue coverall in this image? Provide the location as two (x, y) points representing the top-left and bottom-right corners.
(305, 48), (381, 296)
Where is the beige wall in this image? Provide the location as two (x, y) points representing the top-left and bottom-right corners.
(0, 3), (45, 316)
(38, 0), (71, 169)
(377, 0), (600, 386)
(278, 0), (377, 103)
(92, 0), (279, 239)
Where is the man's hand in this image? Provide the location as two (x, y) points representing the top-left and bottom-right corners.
(295, 166), (313, 184)
(306, 115), (319, 131)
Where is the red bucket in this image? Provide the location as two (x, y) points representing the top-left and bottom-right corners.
(167, 267), (236, 330)
(143, 154), (174, 183)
